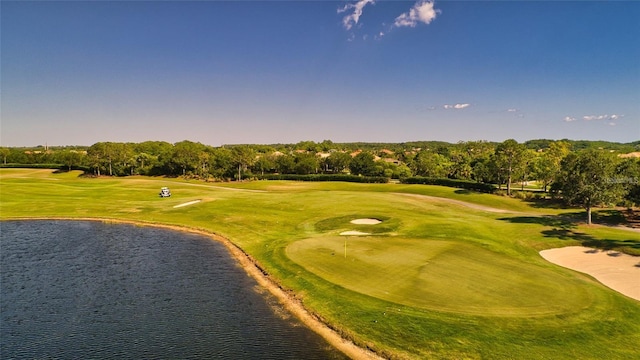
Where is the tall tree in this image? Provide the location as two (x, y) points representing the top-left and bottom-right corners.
(103, 142), (117, 176)
(59, 150), (83, 171)
(294, 152), (319, 175)
(209, 147), (234, 179)
(252, 154), (276, 175)
(232, 146), (256, 180)
(274, 153), (296, 174)
(87, 142), (107, 176)
(172, 141), (204, 176)
(413, 151), (450, 178)
(556, 150), (624, 224)
(533, 141), (570, 192)
(519, 149), (538, 190)
(0, 147), (9, 164)
(325, 152), (351, 173)
(494, 139), (525, 195)
(135, 152), (154, 175)
(349, 152), (376, 176)
(447, 149), (473, 180)
(617, 157), (640, 207)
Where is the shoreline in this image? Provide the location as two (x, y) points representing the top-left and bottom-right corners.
(2, 217), (383, 360)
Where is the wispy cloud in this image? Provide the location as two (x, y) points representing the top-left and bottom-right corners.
(564, 114), (624, 124)
(394, 0), (440, 28)
(338, 0), (375, 30)
(444, 103), (470, 110)
(583, 114), (624, 121)
(506, 108), (524, 117)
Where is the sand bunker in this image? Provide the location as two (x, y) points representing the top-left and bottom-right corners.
(340, 231), (371, 236)
(350, 218), (382, 225)
(173, 200), (202, 208)
(540, 246), (640, 301)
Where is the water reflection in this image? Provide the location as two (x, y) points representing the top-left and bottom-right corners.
(1, 220), (346, 359)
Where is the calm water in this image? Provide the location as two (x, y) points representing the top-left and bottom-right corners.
(0, 220), (347, 359)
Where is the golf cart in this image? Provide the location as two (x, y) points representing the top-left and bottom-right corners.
(159, 187), (171, 198)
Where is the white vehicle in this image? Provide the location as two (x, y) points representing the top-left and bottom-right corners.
(159, 187), (171, 197)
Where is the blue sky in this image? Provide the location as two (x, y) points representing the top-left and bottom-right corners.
(2, 1), (638, 147)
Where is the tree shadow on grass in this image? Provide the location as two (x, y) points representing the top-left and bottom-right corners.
(499, 213), (640, 256)
(589, 210), (630, 227)
(454, 189), (476, 195)
(498, 213), (576, 230)
(523, 197), (568, 209)
(507, 209), (631, 227)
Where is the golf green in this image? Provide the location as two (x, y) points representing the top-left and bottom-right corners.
(287, 236), (592, 316)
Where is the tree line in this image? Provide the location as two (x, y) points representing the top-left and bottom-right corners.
(2, 139), (639, 222)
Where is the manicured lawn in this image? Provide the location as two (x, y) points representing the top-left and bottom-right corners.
(2, 169), (639, 359)
(288, 236), (593, 316)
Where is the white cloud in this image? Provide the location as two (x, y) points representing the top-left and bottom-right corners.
(444, 103), (470, 109)
(394, 0), (440, 28)
(565, 114), (624, 124)
(338, 0), (375, 30)
(507, 108), (518, 112)
(582, 114), (624, 121)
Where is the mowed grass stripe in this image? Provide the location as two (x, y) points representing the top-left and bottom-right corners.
(287, 236), (592, 316)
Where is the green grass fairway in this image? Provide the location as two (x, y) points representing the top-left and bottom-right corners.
(287, 237), (592, 316)
(2, 169), (639, 359)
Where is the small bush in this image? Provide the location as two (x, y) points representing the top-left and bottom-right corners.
(513, 191), (536, 200)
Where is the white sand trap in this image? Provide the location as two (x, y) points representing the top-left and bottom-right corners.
(350, 218), (382, 225)
(173, 200), (202, 208)
(540, 246), (640, 301)
(340, 231), (371, 236)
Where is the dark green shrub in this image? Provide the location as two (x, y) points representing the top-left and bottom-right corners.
(256, 174), (389, 183)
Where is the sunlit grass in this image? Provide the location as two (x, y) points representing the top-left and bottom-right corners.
(1, 169), (639, 359)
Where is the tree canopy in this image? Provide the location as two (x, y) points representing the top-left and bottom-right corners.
(3, 139), (640, 219)
(555, 149), (626, 224)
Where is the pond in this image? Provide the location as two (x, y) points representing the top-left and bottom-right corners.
(0, 220), (346, 359)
